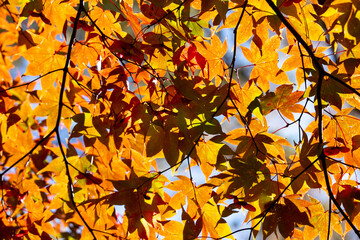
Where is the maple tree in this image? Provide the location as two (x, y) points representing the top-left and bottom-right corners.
(1, 0), (360, 239)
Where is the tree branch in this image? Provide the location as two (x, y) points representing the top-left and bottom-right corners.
(265, 0), (360, 237)
(54, 1), (97, 239)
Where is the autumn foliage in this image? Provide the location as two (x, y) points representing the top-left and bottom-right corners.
(1, 0), (360, 239)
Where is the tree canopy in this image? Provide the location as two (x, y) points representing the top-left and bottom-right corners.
(1, 0), (360, 239)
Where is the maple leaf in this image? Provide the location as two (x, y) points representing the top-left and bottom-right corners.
(260, 84), (304, 121)
(262, 198), (313, 239)
(240, 36), (292, 91)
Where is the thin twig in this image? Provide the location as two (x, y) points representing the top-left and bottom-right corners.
(0, 68), (63, 94)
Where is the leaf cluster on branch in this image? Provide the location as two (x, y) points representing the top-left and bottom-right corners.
(1, 0), (360, 239)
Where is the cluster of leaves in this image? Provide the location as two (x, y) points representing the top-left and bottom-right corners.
(0, 0), (360, 239)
